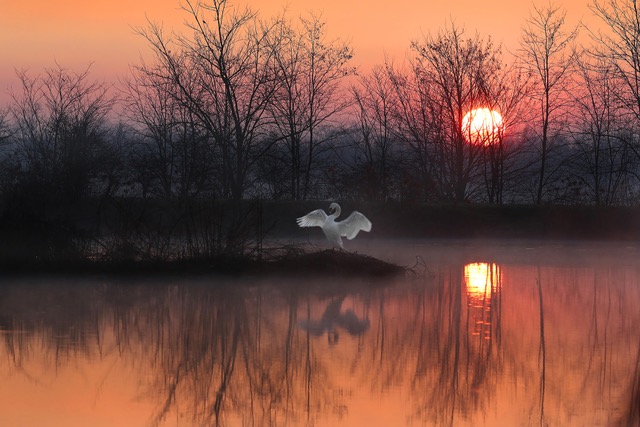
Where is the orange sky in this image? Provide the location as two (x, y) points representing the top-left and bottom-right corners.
(0, 0), (599, 105)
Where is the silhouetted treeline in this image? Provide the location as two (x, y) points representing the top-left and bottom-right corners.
(2, 0), (640, 261)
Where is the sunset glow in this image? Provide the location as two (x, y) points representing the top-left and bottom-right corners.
(0, 0), (598, 106)
(462, 108), (504, 144)
(2, 0), (640, 424)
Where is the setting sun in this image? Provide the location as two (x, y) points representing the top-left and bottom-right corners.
(462, 108), (504, 144)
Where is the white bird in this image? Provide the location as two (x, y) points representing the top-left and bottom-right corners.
(296, 203), (372, 249)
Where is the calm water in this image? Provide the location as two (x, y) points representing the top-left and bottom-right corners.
(2, 239), (640, 427)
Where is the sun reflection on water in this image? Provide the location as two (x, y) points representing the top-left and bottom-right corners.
(464, 262), (502, 340)
(465, 262), (498, 298)
(3, 253), (640, 426)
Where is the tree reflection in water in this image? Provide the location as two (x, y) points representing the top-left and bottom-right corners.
(1, 256), (640, 426)
(110, 284), (314, 426)
(403, 262), (504, 425)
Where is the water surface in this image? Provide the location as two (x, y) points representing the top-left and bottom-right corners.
(1, 239), (640, 426)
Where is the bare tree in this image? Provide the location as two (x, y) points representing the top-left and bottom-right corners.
(569, 53), (635, 205)
(124, 64), (213, 198)
(0, 64), (119, 261)
(590, 0), (640, 195)
(385, 58), (443, 201)
(518, 3), (579, 204)
(137, 0), (280, 200)
(349, 64), (401, 201)
(267, 14), (354, 200)
(0, 108), (17, 200)
(9, 64), (115, 202)
(0, 109), (11, 145)
(479, 65), (533, 204)
(409, 23), (503, 202)
(591, 0), (640, 123)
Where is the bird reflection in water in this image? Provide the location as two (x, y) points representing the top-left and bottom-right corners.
(299, 296), (370, 345)
(464, 262), (502, 341)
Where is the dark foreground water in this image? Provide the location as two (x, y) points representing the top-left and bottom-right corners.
(2, 239), (640, 427)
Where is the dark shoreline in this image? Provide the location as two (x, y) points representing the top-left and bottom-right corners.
(0, 249), (406, 279)
(2, 201), (640, 277)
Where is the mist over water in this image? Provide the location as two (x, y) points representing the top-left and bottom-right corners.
(0, 239), (639, 426)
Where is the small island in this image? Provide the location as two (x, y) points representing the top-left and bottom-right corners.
(2, 199), (640, 278)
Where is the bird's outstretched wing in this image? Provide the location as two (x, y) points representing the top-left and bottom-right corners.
(338, 211), (372, 240)
(296, 209), (328, 227)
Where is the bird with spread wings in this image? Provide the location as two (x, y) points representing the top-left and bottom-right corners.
(296, 203), (372, 249)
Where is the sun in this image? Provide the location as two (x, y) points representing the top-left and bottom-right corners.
(462, 108), (504, 144)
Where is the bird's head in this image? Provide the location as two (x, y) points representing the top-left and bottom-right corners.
(329, 202), (341, 216)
